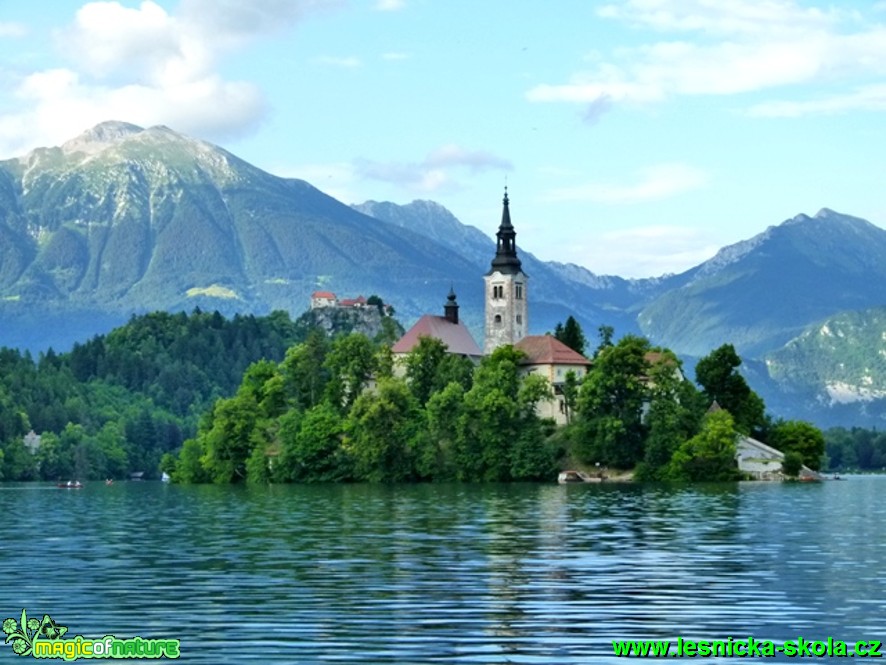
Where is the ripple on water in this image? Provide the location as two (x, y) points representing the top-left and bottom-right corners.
(1, 478), (884, 663)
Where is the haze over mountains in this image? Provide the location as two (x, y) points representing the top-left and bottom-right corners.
(1, 121), (885, 427)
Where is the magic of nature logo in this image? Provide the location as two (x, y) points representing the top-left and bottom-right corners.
(3, 610), (180, 660)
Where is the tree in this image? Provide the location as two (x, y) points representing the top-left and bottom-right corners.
(281, 329), (329, 411)
(782, 451), (804, 478)
(404, 336), (449, 406)
(324, 333), (377, 411)
(636, 351), (704, 480)
(594, 325), (614, 358)
(768, 420), (825, 471)
(554, 316), (587, 356)
(456, 346), (526, 481)
(283, 403), (349, 482)
(667, 409), (740, 481)
(561, 370), (580, 424)
(425, 382), (465, 480)
(576, 335), (651, 468)
(345, 378), (421, 482)
(695, 344), (766, 435)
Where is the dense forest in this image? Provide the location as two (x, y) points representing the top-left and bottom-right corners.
(0, 307), (378, 481)
(160, 323), (831, 484)
(0, 310), (881, 483)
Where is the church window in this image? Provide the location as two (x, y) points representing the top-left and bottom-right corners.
(494, 314), (502, 324)
(515, 283), (523, 299)
(516, 315), (522, 324)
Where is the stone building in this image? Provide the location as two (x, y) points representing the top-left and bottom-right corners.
(484, 188), (528, 354)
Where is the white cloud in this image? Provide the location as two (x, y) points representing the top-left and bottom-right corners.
(424, 145), (512, 171)
(528, 1), (886, 113)
(749, 83), (886, 117)
(0, 0), (339, 158)
(556, 225), (721, 278)
(0, 22), (27, 38)
(354, 145), (512, 194)
(375, 0), (406, 11)
(596, 0), (838, 37)
(313, 55), (363, 68)
(543, 163), (708, 204)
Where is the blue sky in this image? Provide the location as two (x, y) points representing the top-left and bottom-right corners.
(1, 0), (885, 277)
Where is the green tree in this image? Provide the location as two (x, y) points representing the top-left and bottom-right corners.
(425, 381), (465, 480)
(561, 370), (580, 424)
(404, 336), (449, 405)
(768, 420), (825, 471)
(576, 335), (651, 468)
(637, 352), (704, 480)
(173, 438), (211, 483)
(345, 377), (421, 482)
(594, 325), (614, 358)
(284, 403), (349, 482)
(324, 333), (377, 411)
(667, 409), (740, 482)
(782, 451), (804, 477)
(553, 316), (587, 356)
(455, 346), (525, 481)
(695, 344), (766, 435)
(280, 329), (330, 411)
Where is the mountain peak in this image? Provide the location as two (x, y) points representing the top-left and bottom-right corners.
(61, 121), (145, 155)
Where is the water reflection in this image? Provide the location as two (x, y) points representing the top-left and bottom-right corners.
(0, 478), (883, 663)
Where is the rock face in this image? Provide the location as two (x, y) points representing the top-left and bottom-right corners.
(296, 306), (404, 341)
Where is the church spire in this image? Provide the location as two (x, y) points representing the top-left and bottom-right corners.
(488, 187), (522, 275)
(443, 285), (459, 324)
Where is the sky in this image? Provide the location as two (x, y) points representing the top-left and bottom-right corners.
(1, 0), (885, 278)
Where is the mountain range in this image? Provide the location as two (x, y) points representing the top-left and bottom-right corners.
(1, 121), (885, 427)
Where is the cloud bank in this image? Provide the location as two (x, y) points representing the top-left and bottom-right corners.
(0, 0), (340, 157)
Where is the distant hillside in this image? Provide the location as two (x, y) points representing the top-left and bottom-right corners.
(754, 307), (886, 426)
(0, 123), (489, 349)
(353, 198), (654, 341)
(638, 209), (886, 357)
(6, 121), (886, 429)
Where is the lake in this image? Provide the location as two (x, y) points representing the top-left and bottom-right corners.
(1, 477), (883, 663)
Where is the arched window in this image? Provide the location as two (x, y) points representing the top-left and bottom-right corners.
(494, 314), (502, 324)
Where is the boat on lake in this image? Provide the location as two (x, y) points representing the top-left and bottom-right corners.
(57, 481), (83, 489)
(558, 470), (605, 484)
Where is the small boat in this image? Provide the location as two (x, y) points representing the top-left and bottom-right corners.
(57, 481), (83, 489)
(161, 472), (171, 483)
(558, 470), (605, 484)
(105, 479), (114, 486)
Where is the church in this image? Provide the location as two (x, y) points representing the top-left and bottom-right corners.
(392, 189), (590, 424)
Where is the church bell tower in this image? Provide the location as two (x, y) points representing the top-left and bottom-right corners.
(484, 188), (528, 354)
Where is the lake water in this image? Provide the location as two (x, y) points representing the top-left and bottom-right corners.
(1, 477), (883, 663)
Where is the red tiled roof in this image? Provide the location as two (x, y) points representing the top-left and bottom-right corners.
(392, 315), (483, 357)
(515, 335), (590, 366)
(312, 291), (336, 299)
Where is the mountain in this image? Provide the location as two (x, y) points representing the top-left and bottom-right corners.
(757, 306), (886, 427)
(5, 121), (886, 429)
(0, 122), (507, 350)
(637, 209), (886, 357)
(352, 199), (665, 340)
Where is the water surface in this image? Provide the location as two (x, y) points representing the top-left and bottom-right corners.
(1, 478), (883, 663)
